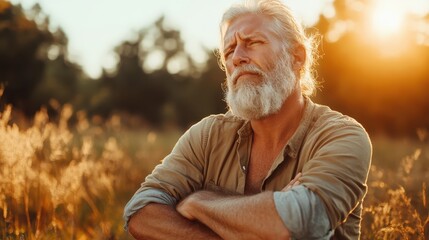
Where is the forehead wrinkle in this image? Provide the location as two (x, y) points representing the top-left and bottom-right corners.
(223, 31), (268, 51)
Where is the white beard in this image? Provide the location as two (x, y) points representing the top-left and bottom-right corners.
(225, 55), (297, 120)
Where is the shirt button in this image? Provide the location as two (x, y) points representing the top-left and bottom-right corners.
(242, 166), (246, 171)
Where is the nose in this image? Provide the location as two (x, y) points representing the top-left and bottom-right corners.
(232, 45), (249, 67)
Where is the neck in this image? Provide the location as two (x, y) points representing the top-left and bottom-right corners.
(250, 89), (305, 149)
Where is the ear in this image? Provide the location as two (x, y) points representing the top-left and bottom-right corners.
(292, 44), (306, 76)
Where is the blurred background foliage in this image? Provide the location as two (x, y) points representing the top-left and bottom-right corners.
(0, 1), (226, 130)
(1, 0), (428, 136)
(1, 0), (429, 239)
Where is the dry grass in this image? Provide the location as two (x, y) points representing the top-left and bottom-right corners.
(0, 104), (128, 239)
(362, 135), (429, 239)
(0, 104), (428, 239)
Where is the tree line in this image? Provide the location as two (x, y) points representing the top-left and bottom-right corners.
(1, 1), (428, 136)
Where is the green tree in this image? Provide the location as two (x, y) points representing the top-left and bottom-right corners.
(0, 2), (52, 113)
(93, 16), (226, 127)
(0, 2), (83, 115)
(172, 50), (226, 127)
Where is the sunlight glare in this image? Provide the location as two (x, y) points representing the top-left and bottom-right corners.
(370, 1), (405, 37)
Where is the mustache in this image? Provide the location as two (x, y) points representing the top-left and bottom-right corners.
(229, 65), (264, 84)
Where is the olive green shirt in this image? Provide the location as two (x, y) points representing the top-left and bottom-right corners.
(125, 97), (372, 239)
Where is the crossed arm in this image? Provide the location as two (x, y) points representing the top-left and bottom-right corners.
(127, 174), (301, 240)
(176, 191), (290, 240)
(128, 202), (221, 240)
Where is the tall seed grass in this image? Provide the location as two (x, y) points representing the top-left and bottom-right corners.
(362, 135), (429, 239)
(0, 101), (428, 239)
(0, 104), (129, 239)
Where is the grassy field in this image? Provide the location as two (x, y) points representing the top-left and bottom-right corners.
(0, 105), (428, 239)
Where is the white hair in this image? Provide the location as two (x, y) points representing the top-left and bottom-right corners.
(225, 48), (296, 120)
(218, 0), (318, 96)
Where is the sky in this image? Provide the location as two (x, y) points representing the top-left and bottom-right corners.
(11, 0), (334, 78)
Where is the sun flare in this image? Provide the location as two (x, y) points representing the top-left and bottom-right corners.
(370, 0), (406, 37)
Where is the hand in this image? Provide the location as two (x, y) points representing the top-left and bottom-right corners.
(177, 191), (224, 221)
(281, 172), (302, 192)
(177, 194), (197, 220)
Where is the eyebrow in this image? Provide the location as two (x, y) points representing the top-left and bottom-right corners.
(223, 32), (267, 53)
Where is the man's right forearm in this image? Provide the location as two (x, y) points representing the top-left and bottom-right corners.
(128, 203), (222, 240)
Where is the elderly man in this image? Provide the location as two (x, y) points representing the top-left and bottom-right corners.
(124, 0), (372, 239)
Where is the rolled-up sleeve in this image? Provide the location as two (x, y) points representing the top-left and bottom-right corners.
(300, 123), (372, 229)
(123, 116), (214, 229)
(123, 189), (176, 230)
(274, 186), (334, 239)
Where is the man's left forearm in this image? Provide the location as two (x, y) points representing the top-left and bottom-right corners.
(177, 191), (290, 240)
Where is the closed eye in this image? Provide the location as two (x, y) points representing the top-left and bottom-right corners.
(249, 40), (263, 46)
(224, 48), (234, 59)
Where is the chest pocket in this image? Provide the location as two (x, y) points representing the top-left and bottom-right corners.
(204, 180), (241, 195)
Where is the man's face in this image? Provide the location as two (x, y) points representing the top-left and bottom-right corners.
(222, 14), (297, 120)
(223, 13), (283, 88)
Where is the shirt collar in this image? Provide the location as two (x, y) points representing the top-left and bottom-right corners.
(233, 96), (315, 148)
(237, 120), (252, 138)
(285, 96), (315, 158)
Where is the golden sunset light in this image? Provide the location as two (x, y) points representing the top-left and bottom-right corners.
(370, 1), (406, 38)
(2, 0), (429, 238)
(356, 0), (426, 57)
